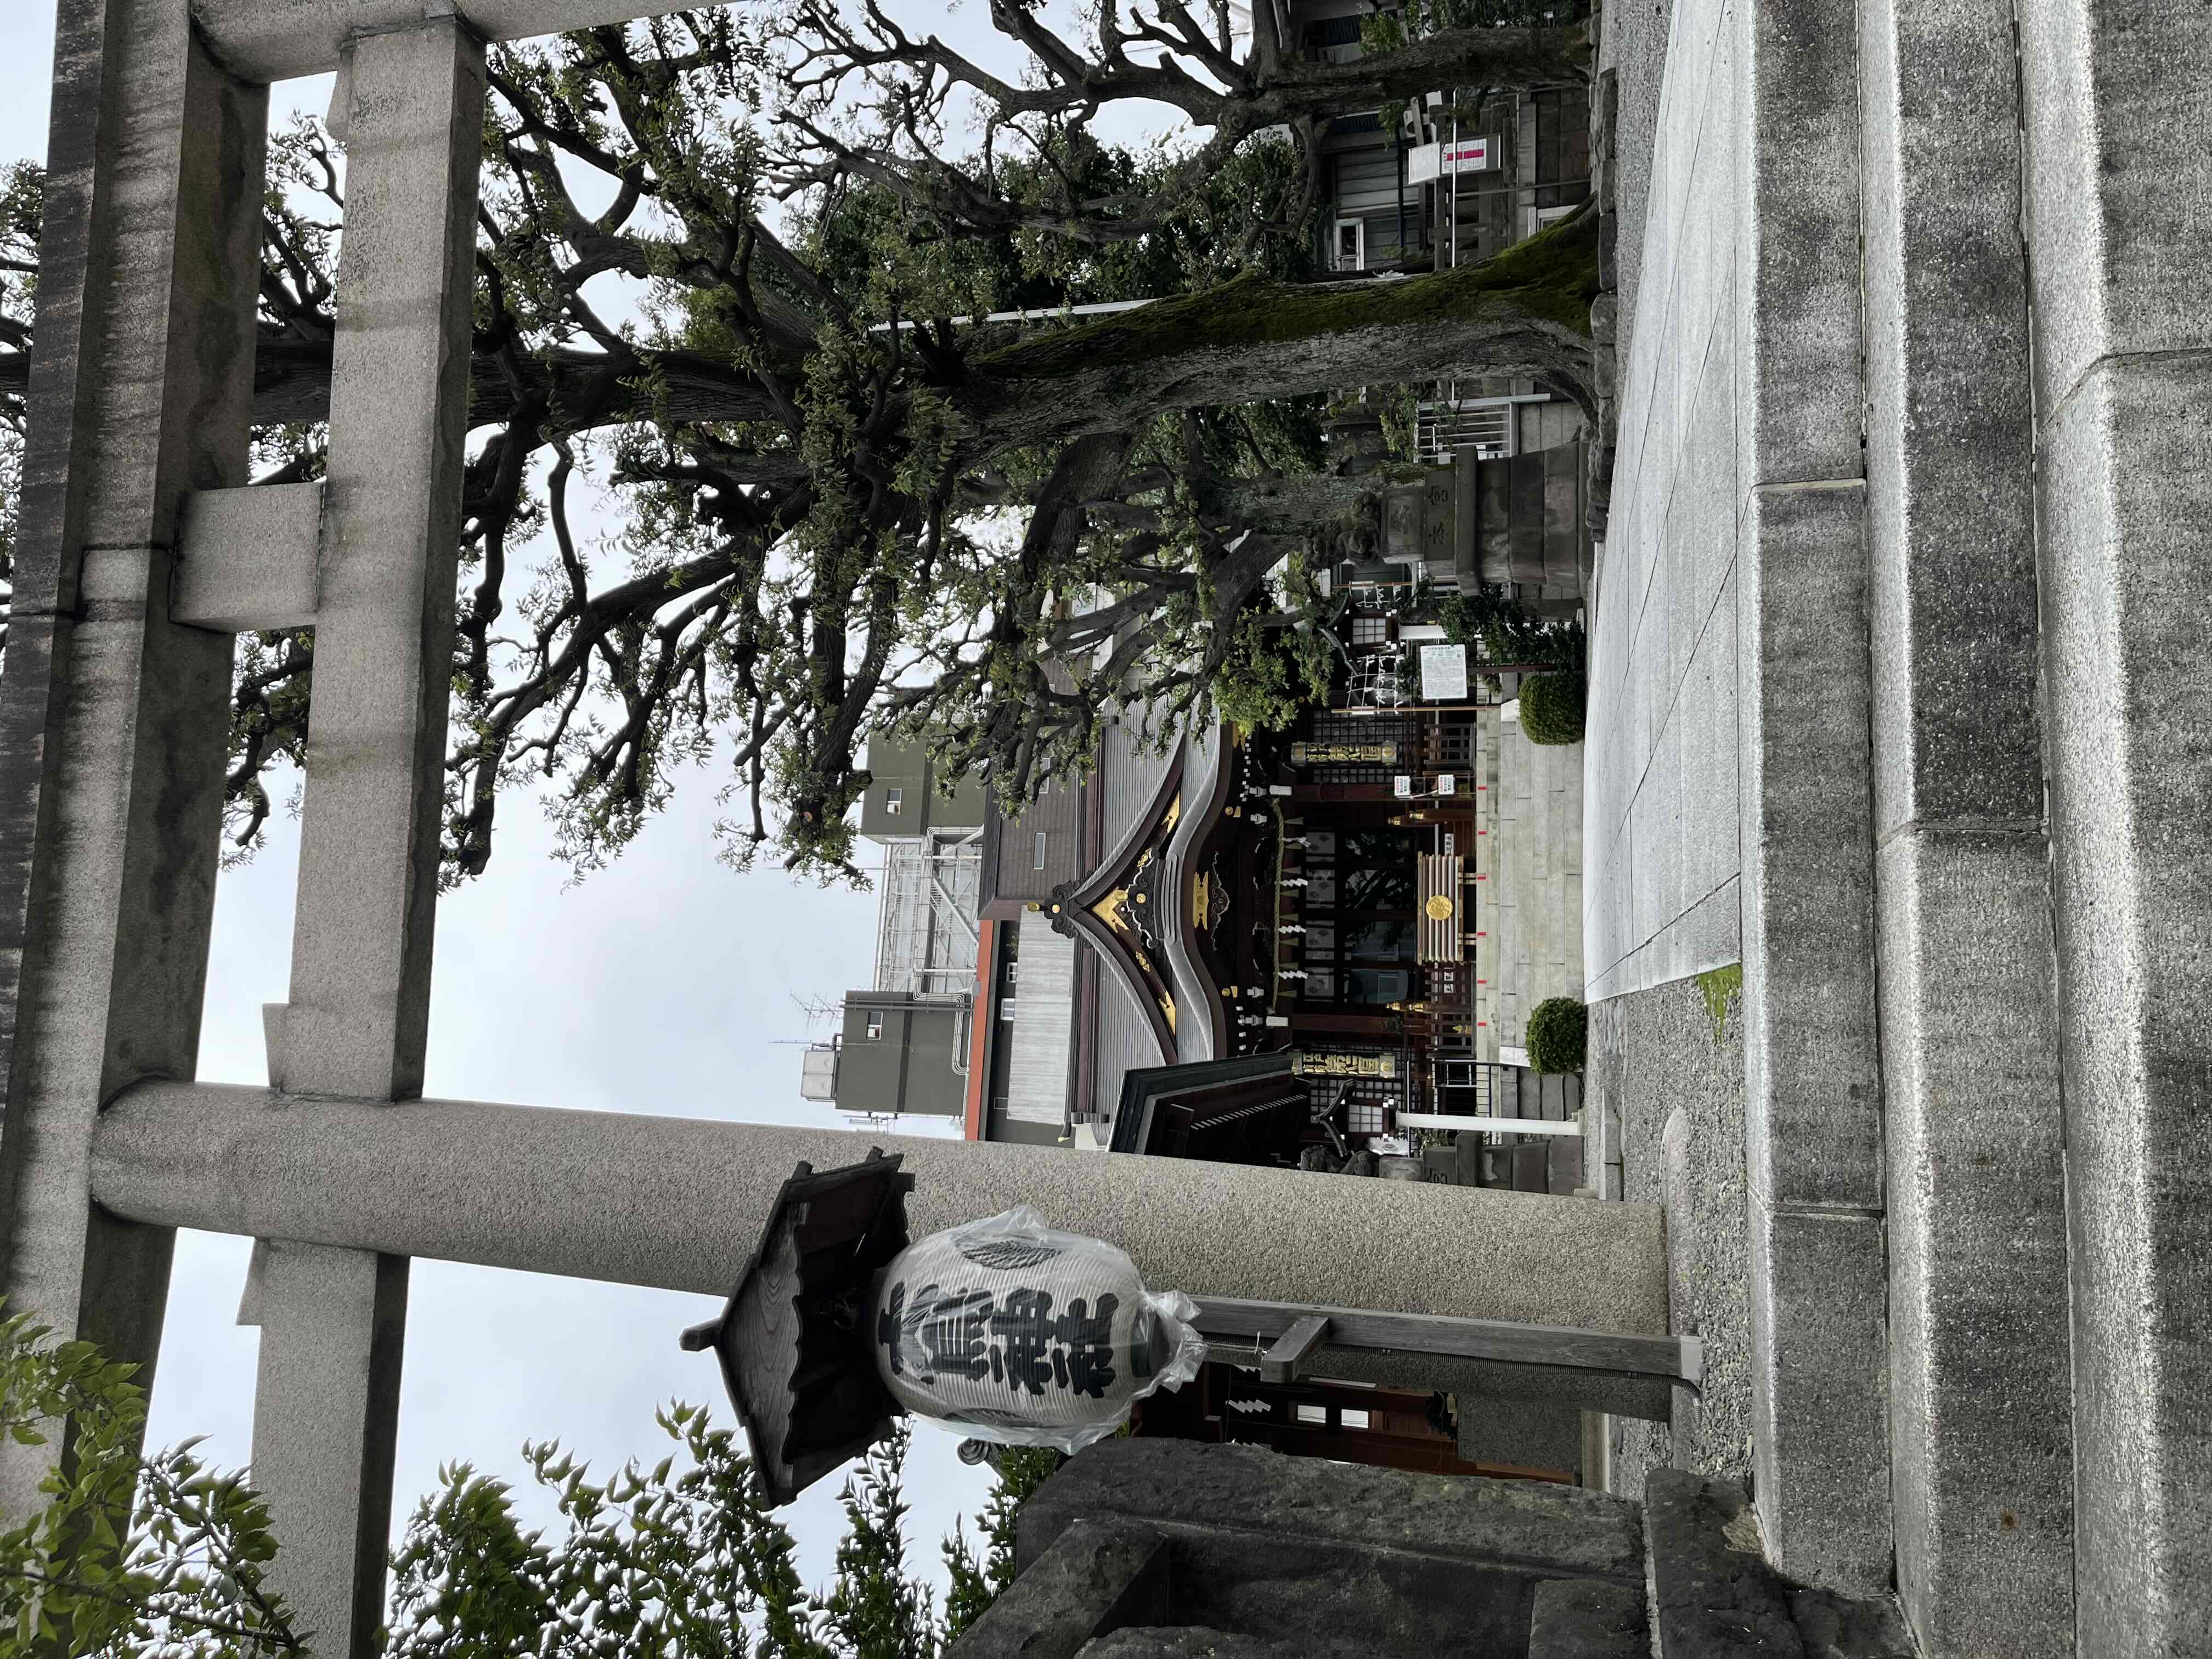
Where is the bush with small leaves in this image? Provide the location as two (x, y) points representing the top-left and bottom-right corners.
(0, 1304), (1049, 1659)
(1518, 674), (1586, 746)
(1526, 997), (1588, 1074)
(0, 1309), (300, 1657)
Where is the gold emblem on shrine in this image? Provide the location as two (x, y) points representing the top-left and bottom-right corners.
(1291, 742), (1398, 765)
(1425, 894), (1455, 921)
(1293, 1051), (1400, 1080)
(1092, 888), (1131, 933)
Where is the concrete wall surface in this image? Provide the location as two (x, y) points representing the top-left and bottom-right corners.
(2014, 4), (2212, 1652)
(1593, 0), (2212, 1647)
(1590, 0), (1892, 1600)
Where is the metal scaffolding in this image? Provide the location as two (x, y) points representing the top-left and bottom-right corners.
(872, 832), (983, 996)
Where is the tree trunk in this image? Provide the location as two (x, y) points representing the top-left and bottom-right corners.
(1261, 23), (1591, 122)
(1207, 472), (1380, 537)
(10, 204), (1598, 456)
(961, 206), (1598, 452)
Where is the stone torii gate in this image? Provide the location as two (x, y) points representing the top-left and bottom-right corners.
(0, 1), (1668, 1652)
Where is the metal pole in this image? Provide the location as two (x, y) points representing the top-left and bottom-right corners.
(1449, 108), (1458, 269)
(1398, 1112), (1582, 1137)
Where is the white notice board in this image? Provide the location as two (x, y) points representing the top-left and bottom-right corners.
(1420, 643), (1470, 702)
(1405, 137), (1498, 184)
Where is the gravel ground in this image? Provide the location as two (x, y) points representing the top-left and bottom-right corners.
(1587, 972), (1752, 1499)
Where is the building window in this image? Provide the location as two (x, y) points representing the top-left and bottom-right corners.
(884, 786), (904, 815)
(1295, 1403), (1329, 1425)
(1533, 88), (1592, 211)
(1006, 959), (1020, 986)
(1344, 917), (1415, 962)
(1340, 1408), (1371, 1430)
(999, 998), (1018, 1022)
(1345, 968), (1411, 1005)
(1033, 832), (1048, 870)
(1303, 14), (1361, 56)
(865, 1012), (883, 1040)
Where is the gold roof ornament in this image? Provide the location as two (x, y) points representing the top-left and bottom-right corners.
(1418, 854), (1466, 963)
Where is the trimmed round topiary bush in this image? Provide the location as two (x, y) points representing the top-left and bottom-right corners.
(1526, 996), (1588, 1074)
(1519, 673), (1586, 745)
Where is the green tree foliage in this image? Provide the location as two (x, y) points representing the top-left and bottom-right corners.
(815, 1429), (936, 1659)
(1210, 606), (1337, 737)
(940, 1448), (1062, 1645)
(0, 160), (38, 646)
(0, 1314), (1060, 1658)
(0, 7), (1597, 884)
(384, 1403), (834, 1659)
(0, 1311), (299, 1657)
(1433, 586), (1585, 676)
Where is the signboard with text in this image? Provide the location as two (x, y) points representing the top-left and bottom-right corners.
(1421, 643), (1471, 702)
(1406, 136), (1499, 184)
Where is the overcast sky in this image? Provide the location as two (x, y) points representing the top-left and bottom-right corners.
(0, 0), (1123, 1602)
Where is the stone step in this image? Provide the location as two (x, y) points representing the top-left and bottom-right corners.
(1596, 0), (2211, 1635)
(2011, 3), (2212, 1651)
(1858, 0), (2076, 1647)
(1644, 1471), (1914, 1659)
(1545, 1133), (1584, 1197)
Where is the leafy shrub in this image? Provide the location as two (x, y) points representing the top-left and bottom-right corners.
(1212, 611), (1334, 735)
(0, 1305), (1042, 1659)
(1519, 673), (1586, 745)
(1525, 996), (1588, 1074)
(1433, 585), (1585, 676)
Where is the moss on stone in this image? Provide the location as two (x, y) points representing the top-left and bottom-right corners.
(1696, 963), (1742, 1043)
(977, 206), (1600, 383)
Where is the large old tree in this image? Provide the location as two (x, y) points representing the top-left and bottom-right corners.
(0, 0), (1595, 882)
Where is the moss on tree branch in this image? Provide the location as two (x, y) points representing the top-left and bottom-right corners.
(975, 203), (1600, 386)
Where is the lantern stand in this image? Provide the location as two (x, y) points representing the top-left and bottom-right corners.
(682, 1152), (1703, 1504)
(679, 1148), (914, 1506)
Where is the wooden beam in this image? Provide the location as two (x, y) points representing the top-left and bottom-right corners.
(1260, 1314), (1331, 1384)
(1191, 1295), (1699, 1391)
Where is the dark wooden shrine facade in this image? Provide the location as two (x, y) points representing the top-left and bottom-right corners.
(1110, 1053), (1313, 1164)
(1245, 702), (1488, 1134)
(1131, 1363), (1573, 1484)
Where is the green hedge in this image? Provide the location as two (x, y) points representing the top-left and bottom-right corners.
(1519, 673), (1586, 745)
(1526, 996), (1588, 1074)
